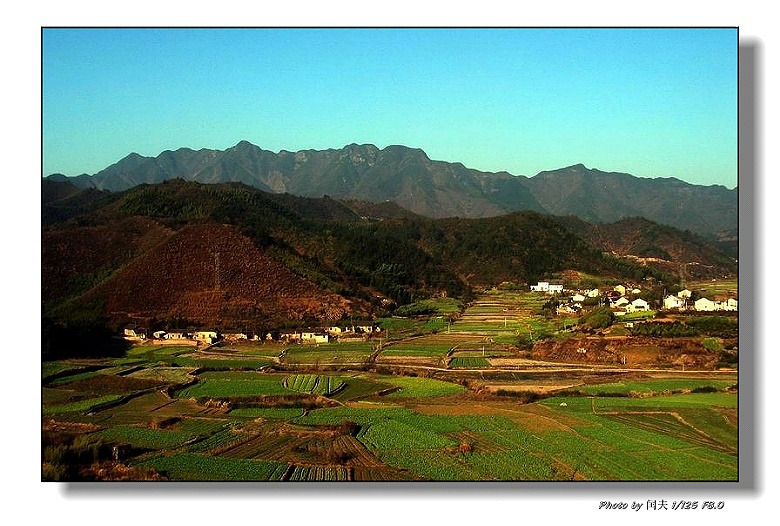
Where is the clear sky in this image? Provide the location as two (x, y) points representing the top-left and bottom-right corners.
(43, 27), (738, 188)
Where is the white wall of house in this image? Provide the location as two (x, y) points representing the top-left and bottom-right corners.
(695, 298), (718, 311)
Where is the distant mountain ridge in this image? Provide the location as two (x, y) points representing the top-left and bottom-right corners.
(48, 141), (737, 239)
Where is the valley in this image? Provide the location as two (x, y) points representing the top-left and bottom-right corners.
(41, 174), (739, 482)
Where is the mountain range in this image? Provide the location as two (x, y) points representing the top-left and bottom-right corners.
(43, 177), (737, 340)
(47, 141), (738, 241)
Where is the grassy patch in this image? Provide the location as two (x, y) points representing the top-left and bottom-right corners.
(133, 453), (288, 481)
(381, 376), (466, 398)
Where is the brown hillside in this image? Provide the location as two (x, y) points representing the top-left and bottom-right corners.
(89, 223), (363, 327)
(42, 217), (174, 304)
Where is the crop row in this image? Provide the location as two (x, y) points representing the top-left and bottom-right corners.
(133, 453), (288, 481)
(448, 357), (490, 368)
(283, 374), (346, 396)
(287, 465), (349, 481)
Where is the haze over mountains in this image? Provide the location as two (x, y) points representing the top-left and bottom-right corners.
(47, 141), (737, 240)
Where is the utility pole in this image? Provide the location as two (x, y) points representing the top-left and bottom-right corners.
(214, 251), (221, 291)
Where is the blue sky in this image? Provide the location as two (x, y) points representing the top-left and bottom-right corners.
(43, 27), (738, 188)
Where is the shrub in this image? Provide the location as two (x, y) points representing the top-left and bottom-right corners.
(579, 306), (614, 330)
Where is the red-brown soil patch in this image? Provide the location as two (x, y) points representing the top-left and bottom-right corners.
(90, 223), (363, 326)
(532, 336), (720, 369)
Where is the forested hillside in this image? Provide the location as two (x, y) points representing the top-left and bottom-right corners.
(42, 178), (734, 357)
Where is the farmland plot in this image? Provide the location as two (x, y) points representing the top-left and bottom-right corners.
(283, 374), (346, 396)
(175, 371), (291, 399)
(133, 453), (288, 481)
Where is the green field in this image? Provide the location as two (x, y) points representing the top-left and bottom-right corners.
(42, 288), (738, 482)
(380, 376), (467, 398)
(448, 357), (491, 368)
(133, 454), (289, 481)
(380, 342), (452, 357)
(283, 374), (346, 396)
(570, 378), (736, 396)
(175, 371), (291, 399)
(282, 341), (376, 365)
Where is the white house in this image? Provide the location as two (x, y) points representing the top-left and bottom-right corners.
(663, 295), (685, 310)
(223, 332), (248, 341)
(165, 331), (189, 340)
(530, 282), (563, 294)
(194, 331), (219, 344)
(724, 298), (738, 311)
(572, 293), (586, 303)
(694, 298), (719, 312)
(678, 289), (692, 299)
(586, 288), (600, 298)
(613, 297), (629, 307)
(123, 327), (147, 340)
(627, 298), (650, 313)
(301, 331), (329, 344)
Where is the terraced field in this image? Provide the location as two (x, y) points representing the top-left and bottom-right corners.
(42, 289), (739, 482)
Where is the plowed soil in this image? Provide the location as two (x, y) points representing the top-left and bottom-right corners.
(531, 336), (720, 369)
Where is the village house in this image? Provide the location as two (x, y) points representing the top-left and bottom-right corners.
(663, 295), (686, 310)
(557, 304), (581, 315)
(280, 330), (329, 344)
(571, 293), (586, 303)
(694, 297), (738, 312)
(530, 281), (563, 294)
(626, 298), (650, 313)
(165, 331), (190, 340)
(355, 324), (378, 334)
(586, 288), (600, 298)
(280, 331), (302, 343)
(300, 331), (329, 344)
(613, 297), (629, 308)
(694, 298), (719, 312)
(678, 289), (692, 299)
(123, 327), (147, 340)
(613, 285), (626, 296)
(193, 331), (219, 344)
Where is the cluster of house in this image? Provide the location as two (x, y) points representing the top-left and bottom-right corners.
(122, 324), (380, 345)
(530, 281), (565, 294)
(530, 280), (738, 316)
(663, 289), (738, 312)
(122, 328), (222, 344)
(554, 287), (651, 316)
(278, 325), (380, 344)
